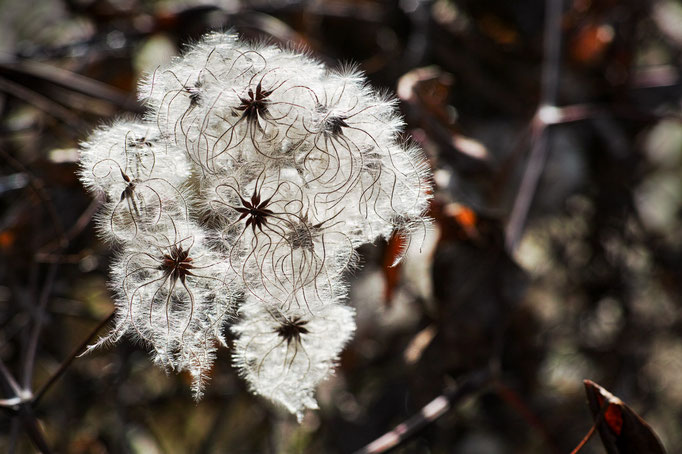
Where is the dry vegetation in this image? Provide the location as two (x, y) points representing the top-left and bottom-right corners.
(1, 0), (681, 453)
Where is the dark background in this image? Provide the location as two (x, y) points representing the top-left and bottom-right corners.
(1, 0), (681, 452)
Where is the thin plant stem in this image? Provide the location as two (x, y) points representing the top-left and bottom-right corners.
(504, 0), (564, 252)
(34, 311), (116, 404)
(0, 76), (87, 130)
(353, 368), (493, 454)
(0, 147), (67, 245)
(18, 406), (53, 454)
(0, 59), (142, 113)
(495, 380), (561, 454)
(0, 357), (23, 398)
(569, 400), (610, 454)
(9, 418), (20, 454)
(22, 262), (59, 389)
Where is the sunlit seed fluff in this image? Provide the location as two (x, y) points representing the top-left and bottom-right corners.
(79, 119), (190, 195)
(93, 221), (236, 397)
(78, 30), (431, 416)
(232, 297), (355, 421)
(139, 32), (326, 175)
(79, 120), (192, 243)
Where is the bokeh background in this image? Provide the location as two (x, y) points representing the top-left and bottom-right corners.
(1, 0), (681, 452)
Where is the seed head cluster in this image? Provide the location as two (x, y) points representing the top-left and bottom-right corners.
(79, 32), (431, 420)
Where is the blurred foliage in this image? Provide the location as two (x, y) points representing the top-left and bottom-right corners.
(1, 0), (681, 453)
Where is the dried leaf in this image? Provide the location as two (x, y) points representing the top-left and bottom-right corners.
(382, 231), (407, 305)
(584, 380), (666, 454)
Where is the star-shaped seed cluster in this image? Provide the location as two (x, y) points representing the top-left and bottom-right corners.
(78, 31), (431, 419)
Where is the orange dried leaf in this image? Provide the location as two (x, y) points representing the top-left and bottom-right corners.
(382, 232), (407, 305)
(0, 230), (14, 249)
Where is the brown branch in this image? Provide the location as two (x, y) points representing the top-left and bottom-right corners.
(0, 59), (140, 113)
(0, 311), (114, 454)
(36, 194), (103, 258)
(0, 76), (87, 131)
(569, 399), (610, 454)
(33, 311), (115, 404)
(21, 263), (59, 389)
(0, 358), (24, 400)
(353, 369), (493, 454)
(8, 418), (21, 454)
(0, 148), (67, 246)
(495, 381), (561, 454)
(18, 406), (53, 454)
(504, 0), (564, 252)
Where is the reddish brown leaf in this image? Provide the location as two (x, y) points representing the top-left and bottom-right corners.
(604, 404), (623, 435)
(569, 22), (614, 64)
(477, 14), (519, 45)
(382, 231), (406, 306)
(583, 380), (666, 454)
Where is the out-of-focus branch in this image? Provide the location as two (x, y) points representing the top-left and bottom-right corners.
(495, 380), (561, 454)
(0, 311), (115, 452)
(504, 0), (564, 252)
(0, 59), (141, 113)
(352, 368), (494, 454)
(36, 194), (103, 259)
(0, 76), (87, 131)
(22, 263), (59, 389)
(0, 357), (24, 400)
(0, 176), (106, 451)
(34, 310), (115, 404)
(18, 407), (53, 454)
(0, 148), (67, 246)
(569, 398), (610, 454)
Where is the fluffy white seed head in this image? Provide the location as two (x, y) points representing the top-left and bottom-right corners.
(79, 120), (192, 243)
(90, 220), (235, 397)
(78, 31), (431, 415)
(232, 298), (355, 421)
